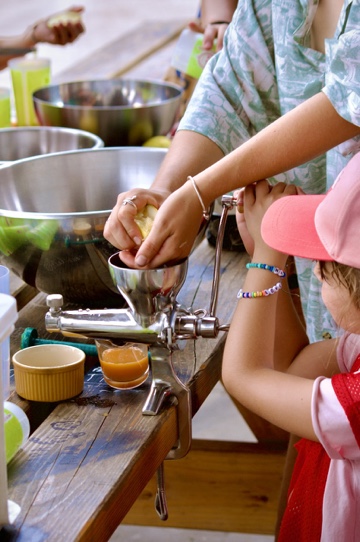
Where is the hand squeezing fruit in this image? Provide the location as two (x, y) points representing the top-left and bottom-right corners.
(134, 204), (158, 240)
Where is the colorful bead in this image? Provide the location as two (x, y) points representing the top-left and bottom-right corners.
(246, 262), (286, 277)
(237, 282), (282, 299)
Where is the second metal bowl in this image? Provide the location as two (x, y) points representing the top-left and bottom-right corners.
(33, 79), (183, 147)
(0, 126), (103, 164)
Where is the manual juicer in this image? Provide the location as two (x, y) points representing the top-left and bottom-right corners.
(44, 195), (237, 518)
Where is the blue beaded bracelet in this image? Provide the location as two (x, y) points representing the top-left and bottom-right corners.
(237, 281), (282, 299)
(246, 262), (286, 278)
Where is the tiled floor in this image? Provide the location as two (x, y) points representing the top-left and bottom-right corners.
(2, 3), (276, 540)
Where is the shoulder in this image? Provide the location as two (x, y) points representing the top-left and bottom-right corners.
(337, 331), (360, 373)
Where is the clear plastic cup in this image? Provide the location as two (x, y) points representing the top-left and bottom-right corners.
(171, 29), (216, 79)
(9, 57), (51, 126)
(0, 88), (11, 128)
(95, 340), (149, 389)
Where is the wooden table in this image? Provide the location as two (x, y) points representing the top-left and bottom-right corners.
(6, 240), (287, 541)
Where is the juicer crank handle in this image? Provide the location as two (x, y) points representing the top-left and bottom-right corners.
(142, 345), (192, 460)
(155, 462), (168, 521)
(209, 195), (237, 316)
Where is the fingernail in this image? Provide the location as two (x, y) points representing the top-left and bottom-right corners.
(135, 254), (148, 267)
(134, 236), (142, 246)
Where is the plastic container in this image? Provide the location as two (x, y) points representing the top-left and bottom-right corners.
(3, 401), (30, 463)
(0, 268), (12, 401)
(9, 57), (51, 126)
(171, 29), (216, 79)
(0, 88), (11, 128)
(0, 292), (18, 526)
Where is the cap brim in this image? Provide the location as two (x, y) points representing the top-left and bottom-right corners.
(261, 194), (333, 261)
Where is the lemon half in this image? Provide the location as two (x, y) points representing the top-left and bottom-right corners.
(47, 11), (82, 28)
(134, 204), (158, 239)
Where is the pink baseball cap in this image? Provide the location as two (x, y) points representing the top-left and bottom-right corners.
(261, 152), (360, 267)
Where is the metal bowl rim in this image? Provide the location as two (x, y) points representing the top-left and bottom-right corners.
(0, 126), (104, 152)
(33, 78), (184, 111)
(0, 146), (168, 220)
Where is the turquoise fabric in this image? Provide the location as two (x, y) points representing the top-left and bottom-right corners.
(179, 0), (360, 342)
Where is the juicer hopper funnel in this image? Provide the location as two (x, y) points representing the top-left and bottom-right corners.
(108, 253), (188, 328)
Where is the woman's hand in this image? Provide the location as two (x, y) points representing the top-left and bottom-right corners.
(118, 181), (205, 269)
(104, 188), (170, 253)
(35, 6), (85, 46)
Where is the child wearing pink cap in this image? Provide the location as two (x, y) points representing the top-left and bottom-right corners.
(222, 151), (360, 541)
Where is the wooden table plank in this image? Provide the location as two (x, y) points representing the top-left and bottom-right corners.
(55, 20), (187, 82)
(9, 400), (177, 542)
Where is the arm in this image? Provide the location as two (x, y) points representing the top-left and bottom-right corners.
(0, 6), (84, 70)
(104, 131), (224, 252)
(222, 181), (339, 441)
(127, 91), (360, 268)
(189, 0), (238, 51)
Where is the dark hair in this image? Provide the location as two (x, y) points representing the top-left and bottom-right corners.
(318, 261), (360, 310)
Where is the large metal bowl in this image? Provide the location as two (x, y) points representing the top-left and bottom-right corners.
(33, 79), (183, 147)
(0, 126), (104, 165)
(0, 147), (169, 306)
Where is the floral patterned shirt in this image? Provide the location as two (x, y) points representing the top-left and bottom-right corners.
(179, 0), (360, 342)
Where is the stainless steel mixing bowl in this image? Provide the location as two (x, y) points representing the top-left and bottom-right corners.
(33, 79), (183, 147)
(0, 147), (168, 306)
(0, 126), (104, 165)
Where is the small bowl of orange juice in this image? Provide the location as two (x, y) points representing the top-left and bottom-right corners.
(95, 340), (149, 390)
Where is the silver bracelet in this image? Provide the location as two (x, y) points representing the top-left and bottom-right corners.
(187, 176), (211, 220)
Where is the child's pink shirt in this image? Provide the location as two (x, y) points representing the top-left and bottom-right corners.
(312, 331), (360, 541)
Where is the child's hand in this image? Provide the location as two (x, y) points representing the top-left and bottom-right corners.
(188, 20), (229, 52)
(235, 188), (254, 256)
(242, 181), (300, 255)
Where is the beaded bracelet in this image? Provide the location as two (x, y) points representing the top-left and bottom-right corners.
(246, 262), (286, 278)
(187, 176), (211, 220)
(237, 281), (282, 299)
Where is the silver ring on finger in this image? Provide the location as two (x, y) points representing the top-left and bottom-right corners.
(122, 196), (137, 210)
